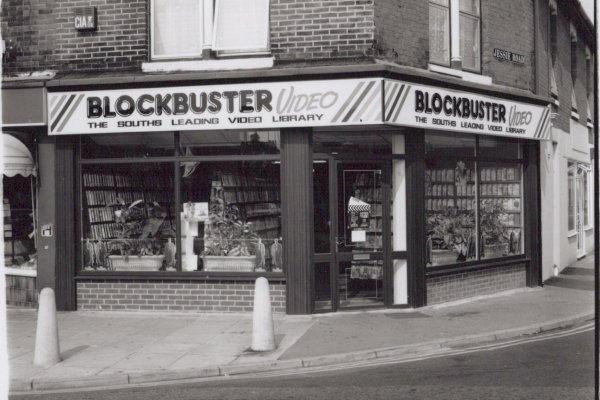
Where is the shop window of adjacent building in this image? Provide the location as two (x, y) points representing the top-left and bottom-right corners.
(429, 0), (481, 72)
(581, 167), (591, 229)
(425, 134), (524, 267)
(151, 0), (270, 60)
(78, 131), (281, 274)
(567, 162), (575, 233)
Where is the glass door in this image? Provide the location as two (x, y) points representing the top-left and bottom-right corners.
(335, 162), (386, 309)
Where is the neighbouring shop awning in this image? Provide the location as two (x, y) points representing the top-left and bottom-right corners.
(3, 134), (36, 177)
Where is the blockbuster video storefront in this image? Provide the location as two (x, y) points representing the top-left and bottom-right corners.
(42, 72), (550, 314)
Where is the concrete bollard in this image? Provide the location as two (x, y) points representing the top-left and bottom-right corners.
(33, 288), (61, 367)
(251, 277), (276, 352)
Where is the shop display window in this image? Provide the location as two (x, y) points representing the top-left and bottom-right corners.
(179, 130), (280, 156)
(80, 132), (175, 159)
(78, 130), (281, 274)
(425, 133), (524, 267)
(80, 164), (176, 272)
(181, 161), (282, 272)
(479, 163), (523, 259)
(426, 160), (476, 266)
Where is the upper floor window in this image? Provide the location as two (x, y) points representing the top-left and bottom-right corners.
(151, 0), (270, 60)
(429, 0), (481, 72)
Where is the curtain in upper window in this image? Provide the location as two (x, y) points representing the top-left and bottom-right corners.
(429, 0), (450, 65)
(152, 0), (204, 58)
(459, 0), (480, 71)
(213, 0), (270, 54)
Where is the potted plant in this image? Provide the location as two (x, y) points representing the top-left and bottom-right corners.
(480, 200), (510, 258)
(426, 207), (475, 265)
(105, 198), (174, 271)
(202, 198), (259, 272)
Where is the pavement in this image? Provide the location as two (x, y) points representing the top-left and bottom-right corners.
(6, 255), (595, 393)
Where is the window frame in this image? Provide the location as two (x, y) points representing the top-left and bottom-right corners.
(567, 161), (576, 235)
(424, 134), (526, 271)
(428, 0), (482, 73)
(75, 131), (284, 278)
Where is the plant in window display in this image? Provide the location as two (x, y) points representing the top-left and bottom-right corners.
(480, 200), (510, 258)
(202, 198), (260, 272)
(426, 207), (475, 265)
(104, 198), (175, 271)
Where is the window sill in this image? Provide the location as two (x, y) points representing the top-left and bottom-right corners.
(571, 111), (580, 121)
(142, 57), (274, 73)
(584, 225), (594, 232)
(567, 230), (578, 238)
(428, 64), (492, 85)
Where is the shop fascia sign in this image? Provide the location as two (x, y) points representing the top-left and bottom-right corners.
(47, 78), (383, 135)
(47, 78), (550, 141)
(383, 80), (551, 140)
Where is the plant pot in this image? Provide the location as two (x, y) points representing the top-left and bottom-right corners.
(203, 255), (256, 272)
(430, 249), (459, 265)
(108, 255), (164, 271)
(483, 243), (509, 259)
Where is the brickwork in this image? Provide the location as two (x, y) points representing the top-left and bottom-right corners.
(481, 0), (535, 92)
(270, 0), (374, 60)
(426, 263), (526, 305)
(6, 275), (38, 307)
(76, 280), (286, 313)
(373, 0), (428, 68)
(1, 0), (148, 74)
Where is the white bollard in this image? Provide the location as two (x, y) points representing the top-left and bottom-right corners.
(33, 288), (61, 367)
(251, 277), (276, 352)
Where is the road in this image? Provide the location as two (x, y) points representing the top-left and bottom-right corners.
(11, 326), (595, 400)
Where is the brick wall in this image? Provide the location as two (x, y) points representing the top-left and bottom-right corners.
(270, 0), (374, 60)
(552, 3), (573, 133)
(373, 0), (428, 68)
(481, 0), (535, 91)
(2, 0), (148, 74)
(77, 279), (286, 313)
(6, 275), (38, 307)
(426, 263), (526, 305)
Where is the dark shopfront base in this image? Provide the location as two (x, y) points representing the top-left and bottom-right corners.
(75, 279), (286, 313)
(6, 274), (38, 307)
(426, 263), (526, 305)
(72, 263), (525, 312)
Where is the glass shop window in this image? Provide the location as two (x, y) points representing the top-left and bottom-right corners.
(425, 133), (524, 267)
(479, 163), (523, 259)
(179, 130), (280, 156)
(180, 160), (282, 273)
(80, 132), (175, 159)
(80, 163), (176, 272)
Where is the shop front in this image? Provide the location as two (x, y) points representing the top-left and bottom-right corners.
(45, 73), (550, 314)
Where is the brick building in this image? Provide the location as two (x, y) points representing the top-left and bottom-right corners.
(1, 0), (594, 313)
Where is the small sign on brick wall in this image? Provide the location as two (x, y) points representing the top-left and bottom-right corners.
(74, 7), (97, 31)
(493, 48), (526, 65)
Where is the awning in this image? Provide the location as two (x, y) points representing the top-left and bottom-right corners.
(3, 134), (36, 177)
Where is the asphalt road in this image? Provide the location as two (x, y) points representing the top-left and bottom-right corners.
(11, 327), (595, 400)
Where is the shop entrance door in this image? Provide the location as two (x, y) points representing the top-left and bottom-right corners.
(313, 158), (389, 312)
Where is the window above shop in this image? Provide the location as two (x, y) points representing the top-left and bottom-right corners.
(146, 0), (273, 72)
(429, 0), (482, 77)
